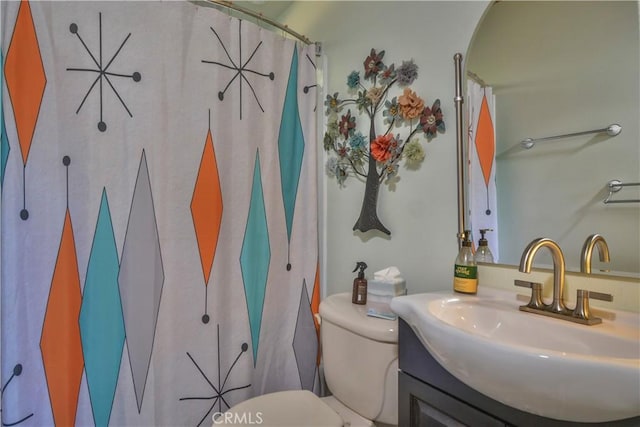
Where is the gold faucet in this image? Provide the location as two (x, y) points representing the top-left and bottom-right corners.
(580, 234), (610, 274)
(518, 237), (570, 315)
(516, 237), (613, 325)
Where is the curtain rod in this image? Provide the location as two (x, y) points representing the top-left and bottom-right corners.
(466, 70), (487, 87)
(202, 0), (312, 45)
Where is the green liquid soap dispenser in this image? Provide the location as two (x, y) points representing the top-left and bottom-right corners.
(474, 228), (494, 263)
(352, 262), (368, 305)
(454, 231), (478, 294)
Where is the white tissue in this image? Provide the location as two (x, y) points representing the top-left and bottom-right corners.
(368, 266), (407, 298)
(373, 266), (403, 283)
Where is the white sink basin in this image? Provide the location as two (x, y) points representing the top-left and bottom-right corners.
(390, 287), (640, 423)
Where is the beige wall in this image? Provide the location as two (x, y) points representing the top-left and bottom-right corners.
(281, 1), (489, 296)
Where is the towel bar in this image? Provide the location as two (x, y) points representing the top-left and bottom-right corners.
(604, 180), (640, 204)
(521, 124), (621, 149)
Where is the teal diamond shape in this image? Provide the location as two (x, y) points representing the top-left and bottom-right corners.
(278, 47), (305, 244)
(79, 189), (125, 427)
(240, 150), (270, 365)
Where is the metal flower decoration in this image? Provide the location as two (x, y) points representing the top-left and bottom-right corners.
(324, 48), (445, 235)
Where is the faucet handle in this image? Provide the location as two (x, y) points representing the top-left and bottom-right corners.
(514, 280), (545, 309)
(573, 289), (613, 324)
(580, 290), (613, 302)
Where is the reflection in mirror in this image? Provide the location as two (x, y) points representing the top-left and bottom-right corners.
(465, 1), (639, 276)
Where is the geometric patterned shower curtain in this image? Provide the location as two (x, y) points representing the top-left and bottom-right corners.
(0, 2), (319, 426)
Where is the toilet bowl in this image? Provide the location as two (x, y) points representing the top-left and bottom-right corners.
(212, 292), (398, 427)
(213, 390), (343, 426)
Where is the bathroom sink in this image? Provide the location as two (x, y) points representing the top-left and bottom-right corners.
(390, 287), (640, 423)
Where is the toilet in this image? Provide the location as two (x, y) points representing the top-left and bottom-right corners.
(213, 292), (399, 427)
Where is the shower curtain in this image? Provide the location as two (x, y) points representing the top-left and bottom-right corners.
(1, 2), (319, 426)
(467, 79), (498, 259)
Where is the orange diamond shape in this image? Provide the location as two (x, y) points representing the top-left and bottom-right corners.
(191, 129), (223, 285)
(5, 0), (47, 165)
(40, 210), (84, 426)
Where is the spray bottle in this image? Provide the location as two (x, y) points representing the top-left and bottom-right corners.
(352, 262), (368, 305)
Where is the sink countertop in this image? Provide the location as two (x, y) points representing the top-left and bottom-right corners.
(390, 286), (640, 423)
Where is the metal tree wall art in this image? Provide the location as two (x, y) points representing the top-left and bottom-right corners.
(324, 49), (445, 235)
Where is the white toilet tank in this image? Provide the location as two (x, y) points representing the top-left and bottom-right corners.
(319, 293), (398, 425)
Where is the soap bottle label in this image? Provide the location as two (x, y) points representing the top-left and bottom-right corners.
(454, 264), (478, 293)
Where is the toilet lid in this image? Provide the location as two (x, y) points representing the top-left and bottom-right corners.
(320, 292), (398, 343)
(213, 390), (343, 427)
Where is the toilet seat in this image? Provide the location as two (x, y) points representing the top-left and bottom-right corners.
(213, 390), (343, 427)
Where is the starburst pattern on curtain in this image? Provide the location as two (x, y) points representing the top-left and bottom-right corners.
(202, 20), (275, 120)
(66, 12), (142, 132)
(180, 324), (251, 427)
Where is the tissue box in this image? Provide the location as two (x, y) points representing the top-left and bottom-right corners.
(367, 283), (407, 304)
(367, 266), (407, 304)
(368, 279), (407, 296)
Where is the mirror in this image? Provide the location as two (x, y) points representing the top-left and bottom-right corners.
(465, 1), (639, 276)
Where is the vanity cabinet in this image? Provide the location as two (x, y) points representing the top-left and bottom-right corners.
(399, 370), (505, 427)
(398, 319), (639, 427)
